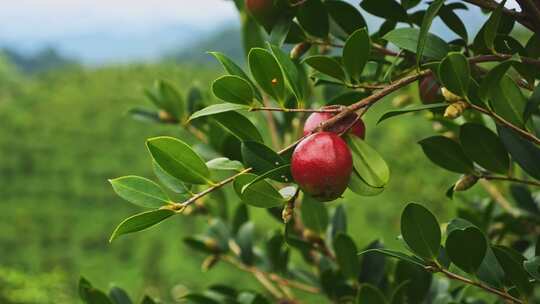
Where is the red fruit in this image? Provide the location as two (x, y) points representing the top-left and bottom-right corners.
(303, 112), (366, 139)
(419, 75), (442, 104)
(291, 132), (353, 202)
(245, 0), (280, 33)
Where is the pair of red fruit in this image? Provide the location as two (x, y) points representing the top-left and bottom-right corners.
(291, 112), (365, 202)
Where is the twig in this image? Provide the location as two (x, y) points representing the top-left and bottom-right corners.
(427, 266), (523, 304)
(482, 175), (540, 187)
(221, 255), (320, 294)
(462, 0), (534, 31)
(515, 0), (540, 32)
(469, 54), (540, 69)
(262, 96), (281, 149)
(469, 104), (540, 145)
(478, 179), (520, 217)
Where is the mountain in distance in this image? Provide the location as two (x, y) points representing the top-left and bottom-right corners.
(168, 26), (245, 66)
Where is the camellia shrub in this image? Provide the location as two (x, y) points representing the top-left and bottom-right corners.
(79, 0), (540, 303)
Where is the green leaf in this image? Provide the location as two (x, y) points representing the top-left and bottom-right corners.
(400, 203), (441, 260)
(240, 164), (290, 194)
(79, 277), (114, 304)
(212, 75), (254, 105)
(241, 141), (290, 182)
(146, 136), (211, 185)
(490, 75), (527, 127)
(439, 5), (468, 41)
(356, 284), (387, 304)
(208, 51), (262, 101)
(206, 157), (244, 172)
(478, 60), (513, 102)
(447, 219), (505, 287)
(268, 44), (304, 103)
(325, 0), (367, 36)
(359, 248), (427, 268)
(301, 195), (328, 234)
(384, 28), (449, 59)
(348, 170), (384, 196)
(418, 136), (474, 174)
(233, 173), (285, 208)
(128, 107), (161, 124)
(331, 205), (347, 238)
(303, 56), (346, 82)
(109, 287), (132, 304)
(492, 246), (533, 298)
(524, 82), (540, 121)
(523, 256), (540, 280)
(296, 0), (329, 38)
(438, 52), (470, 97)
(152, 162), (190, 194)
(343, 28), (371, 82)
(361, 0), (408, 22)
(377, 103), (447, 124)
(459, 123), (509, 174)
(394, 260), (432, 303)
(483, 0), (506, 51)
(156, 80), (184, 120)
(346, 136), (390, 188)
(189, 103), (249, 121)
(248, 48), (286, 104)
(359, 241), (387, 286)
(140, 296), (157, 304)
(417, 0), (444, 66)
(212, 111), (263, 142)
(236, 222), (255, 265)
(446, 227), (487, 273)
(497, 125), (540, 180)
(109, 209), (175, 242)
(109, 176), (170, 208)
(333, 233), (360, 279)
(241, 12), (266, 58)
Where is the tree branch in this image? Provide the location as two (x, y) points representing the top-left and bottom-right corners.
(482, 174), (540, 187)
(221, 255), (321, 294)
(469, 104), (540, 145)
(428, 266), (524, 304)
(462, 0), (535, 31)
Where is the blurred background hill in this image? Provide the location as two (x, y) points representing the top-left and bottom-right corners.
(0, 1), (525, 303)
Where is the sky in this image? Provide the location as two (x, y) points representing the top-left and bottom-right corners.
(0, 0), (239, 63)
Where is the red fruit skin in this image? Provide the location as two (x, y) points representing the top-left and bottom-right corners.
(303, 112), (366, 139)
(419, 75), (442, 104)
(291, 132), (353, 202)
(245, 0), (279, 32)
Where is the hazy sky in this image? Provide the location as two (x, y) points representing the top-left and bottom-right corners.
(0, 0), (238, 40)
(0, 0), (520, 63)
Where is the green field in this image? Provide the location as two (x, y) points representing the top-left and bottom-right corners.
(0, 57), (464, 303)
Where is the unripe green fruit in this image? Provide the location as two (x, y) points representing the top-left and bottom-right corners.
(291, 132), (353, 202)
(303, 112), (365, 139)
(245, 0), (281, 33)
(419, 75), (443, 104)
